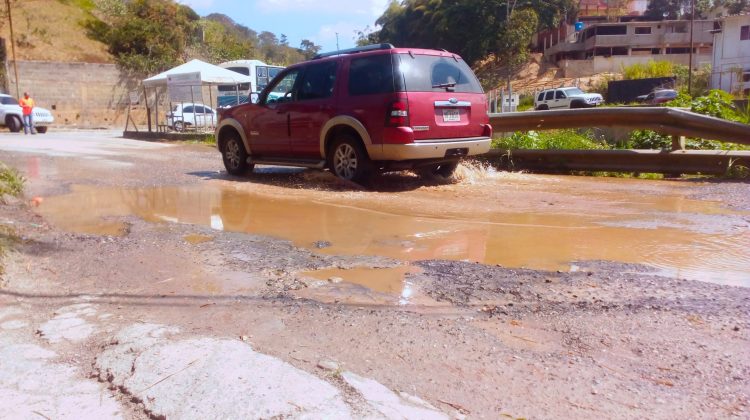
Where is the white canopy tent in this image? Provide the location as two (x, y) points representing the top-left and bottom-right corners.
(142, 59), (252, 87)
(139, 59), (253, 133)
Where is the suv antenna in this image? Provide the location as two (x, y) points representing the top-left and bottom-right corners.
(336, 33), (340, 52)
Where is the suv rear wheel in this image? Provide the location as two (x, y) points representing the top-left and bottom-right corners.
(417, 161), (459, 180)
(222, 133), (253, 175)
(329, 135), (371, 183)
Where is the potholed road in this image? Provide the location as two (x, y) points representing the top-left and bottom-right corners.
(0, 130), (748, 419)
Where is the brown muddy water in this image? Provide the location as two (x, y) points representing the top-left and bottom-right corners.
(36, 173), (750, 287)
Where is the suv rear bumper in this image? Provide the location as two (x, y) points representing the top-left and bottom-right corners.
(369, 137), (491, 161)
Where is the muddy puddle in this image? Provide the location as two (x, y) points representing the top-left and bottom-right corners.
(295, 266), (432, 306)
(36, 179), (750, 287)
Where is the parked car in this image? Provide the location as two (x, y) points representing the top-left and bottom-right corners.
(534, 87), (604, 110)
(215, 43), (493, 183)
(0, 93), (54, 133)
(636, 89), (678, 105)
(166, 103), (217, 131)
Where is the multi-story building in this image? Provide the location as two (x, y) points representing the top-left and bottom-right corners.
(710, 14), (750, 94)
(541, 20), (714, 78)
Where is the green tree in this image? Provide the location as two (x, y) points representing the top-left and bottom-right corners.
(372, 0), (576, 66)
(85, 0), (200, 75)
(492, 9), (539, 85)
(644, 0), (713, 20)
(716, 0), (750, 13)
(299, 39), (322, 59)
(191, 19), (255, 63)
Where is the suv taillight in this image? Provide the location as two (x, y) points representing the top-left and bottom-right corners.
(386, 100), (409, 127)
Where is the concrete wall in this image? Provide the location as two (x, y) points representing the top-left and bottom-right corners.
(5, 60), (144, 128)
(561, 54), (713, 78)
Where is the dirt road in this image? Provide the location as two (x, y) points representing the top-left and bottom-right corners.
(0, 130), (748, 419)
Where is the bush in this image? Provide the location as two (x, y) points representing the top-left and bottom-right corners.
(0, 163), (24, 199)
(493, 130), (608, 150)
(622, 60), (675, 80)
(517, 95), (535, 112)
(673, 64), (711, 97)
(627, 130), (672, 149)
(689, 90), (748, 123)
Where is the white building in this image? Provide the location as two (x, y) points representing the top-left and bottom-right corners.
(543, 20), (715, 78)
(711, 14), (750, 94)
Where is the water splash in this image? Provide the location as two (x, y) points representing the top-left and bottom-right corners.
(452, 160), (500, 184)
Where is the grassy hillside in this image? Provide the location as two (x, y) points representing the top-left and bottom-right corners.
(0, 0), (111, 63)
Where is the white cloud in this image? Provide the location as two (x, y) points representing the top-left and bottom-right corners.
(176, 0), (216, 9)
(258, 0), (388, 17)
(310, 21), (371, 50)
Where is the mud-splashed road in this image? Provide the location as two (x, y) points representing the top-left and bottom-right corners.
(0, 130), (748, 419)
(34, 163), (750, 286)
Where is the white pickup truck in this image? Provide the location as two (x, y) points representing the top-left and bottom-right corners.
(0, 93), (54, 133)
(534, 87), (604, 110)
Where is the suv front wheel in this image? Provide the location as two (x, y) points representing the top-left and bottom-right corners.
(222, 133), (253, 175)
(329, 135), (372, 183)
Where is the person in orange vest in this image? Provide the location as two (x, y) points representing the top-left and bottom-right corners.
(19, 92), (35, 135)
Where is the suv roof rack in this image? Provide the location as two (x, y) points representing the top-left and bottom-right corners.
(313, 43), (395, 59)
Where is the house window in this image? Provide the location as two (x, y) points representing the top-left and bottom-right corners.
(635, 27), (652, 35)
(741, 25), (750, 41)
(596, 25), (627, 36)
(666, 47), (691, 54)
(669, 23), (688, 33)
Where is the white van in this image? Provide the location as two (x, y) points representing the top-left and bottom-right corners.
(217, 60), (284, 107)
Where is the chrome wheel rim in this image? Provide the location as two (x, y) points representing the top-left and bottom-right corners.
(333, 143), (358, 180)
(225, 139), (241, 169)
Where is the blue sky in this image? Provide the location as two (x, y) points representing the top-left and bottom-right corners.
(177, 0), (389, 54)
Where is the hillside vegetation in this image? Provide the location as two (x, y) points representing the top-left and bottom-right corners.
(0, 0), (320, 76)
(0, 0), (111, 63)
(83, 0), (321, 75)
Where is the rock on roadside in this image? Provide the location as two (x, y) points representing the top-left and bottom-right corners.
(341, 371), (450, 419)
(96, 324), (351, 419)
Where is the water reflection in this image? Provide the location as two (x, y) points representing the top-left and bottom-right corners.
(37, 184), (750, 286)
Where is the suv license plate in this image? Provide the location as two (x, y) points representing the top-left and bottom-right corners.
(442, 109), (460, 122)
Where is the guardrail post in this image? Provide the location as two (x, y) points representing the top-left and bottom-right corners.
(671, 135), (686, 151)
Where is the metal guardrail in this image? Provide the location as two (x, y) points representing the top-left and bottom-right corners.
(486, 107), (750, 174)
(487, 149), (750, 175)
(489, 107), (750, 146)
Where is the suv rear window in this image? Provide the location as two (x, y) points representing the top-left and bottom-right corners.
(397, 54), (483, 93)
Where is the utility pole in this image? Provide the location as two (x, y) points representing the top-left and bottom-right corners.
(5, 0), (20, 98)
(335, 32), (340, 51)
(505, 0), (512, 113)
(688, 0), (695, 94)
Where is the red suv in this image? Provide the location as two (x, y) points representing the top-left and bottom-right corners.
(215, 44), (492, 183)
